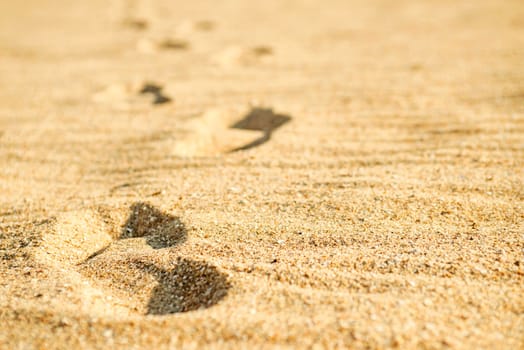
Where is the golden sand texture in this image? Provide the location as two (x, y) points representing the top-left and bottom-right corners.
(1, 0), (523, 349)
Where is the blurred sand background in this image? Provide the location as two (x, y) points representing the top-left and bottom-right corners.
(0, 0), (523, 348)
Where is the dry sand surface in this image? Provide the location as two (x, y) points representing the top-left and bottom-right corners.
(1, 0), (524, 349)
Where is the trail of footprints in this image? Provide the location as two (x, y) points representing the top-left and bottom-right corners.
(92, 77), (291, 155)
(33, 104), (292, 315)
(31, 108), (291, 314)
(93, 3), (285, 156)
(36, 202), (230, 316)
(46, 2), (289, 317)
(120, 0), (273, 64)
(96, 0), (275, 105)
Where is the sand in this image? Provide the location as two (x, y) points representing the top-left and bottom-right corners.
(1, 0), (523, 349)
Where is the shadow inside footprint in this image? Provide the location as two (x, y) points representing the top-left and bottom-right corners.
(139, 83), (172, 105)
(122, 18), (149, 30)
(122, 202), (186, 249)
(229, 107), (291, 152)
(159, 39), (189, 50)
(130, 259), (230, 315)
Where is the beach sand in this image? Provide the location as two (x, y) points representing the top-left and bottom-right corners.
(1, 0), (523, 348)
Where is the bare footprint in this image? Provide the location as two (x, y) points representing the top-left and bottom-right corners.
(117, 0), (155, 31)
(172, 107), (291, 157)
(136, 37), (190, 54)
(122, 18), (149, 31)
(212, 46), (274, 68)
(139, 83), (172, 105)
(34, 202), (230, 316)
(92, 81), (172, 107)
(175, 20), (216, 36)
(159, 38), (189, 50)
(118, 0), (194, 55)
(193, 20), (215, 32)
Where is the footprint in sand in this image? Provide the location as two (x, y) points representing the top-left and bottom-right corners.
(134, 19), (217, 54)
(137, 19), (215, 54)
(136, 37), (190, 54)
(116, 1), (194, 54)
(175, 19), (216, 36)
(213, 46), (274, 68)
(172, 107), (291, 157)
(122, 17), (149, 31)
(129, 18), (213, 54)
(139, 83), (172, 105)
(117, 0), (155, 31)
(35, 202), (230, 316)
(92, 81), (172, 107)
